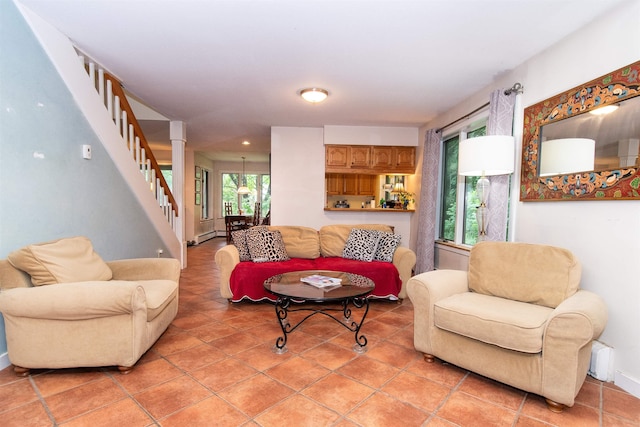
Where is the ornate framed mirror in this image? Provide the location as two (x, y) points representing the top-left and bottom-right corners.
(520, 60), (640, 201)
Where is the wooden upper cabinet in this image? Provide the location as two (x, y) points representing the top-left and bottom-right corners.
(326, 146), (349, 168)
(394, 146), (416, 172)
(349, 146), (371, 167)
(371, 147), (393, 169)
(357, 174), (377, 196)
(325, 145), (415, 174)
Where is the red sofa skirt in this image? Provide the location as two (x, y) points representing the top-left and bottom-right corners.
(229, 257), (402, 302)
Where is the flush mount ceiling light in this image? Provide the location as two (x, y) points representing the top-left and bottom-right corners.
(300, 88), (329, 103)
(242, 140), (250, 146)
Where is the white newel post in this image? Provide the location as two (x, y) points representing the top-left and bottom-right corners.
(170, 121), (187, 268)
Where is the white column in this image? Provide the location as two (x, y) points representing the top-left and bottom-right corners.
(170, 121), (187, 268)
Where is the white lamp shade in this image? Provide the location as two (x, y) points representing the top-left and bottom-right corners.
(237, 186), (251, 194)
(539, 138), (595, 177)
(458, 135), (515, 176)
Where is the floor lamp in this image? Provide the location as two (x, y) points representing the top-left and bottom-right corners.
(458, 135), (515, 241)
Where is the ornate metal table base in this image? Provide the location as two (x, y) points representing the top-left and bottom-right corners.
(272, 296), (370, 354)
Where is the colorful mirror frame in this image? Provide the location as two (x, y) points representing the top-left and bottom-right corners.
(520, 60), (640, 201)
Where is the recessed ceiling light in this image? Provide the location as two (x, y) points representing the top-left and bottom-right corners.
(242, 140), (250, 145)
(300, 88), (329, 103)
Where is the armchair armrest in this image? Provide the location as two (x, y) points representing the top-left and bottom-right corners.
(406, 270), (469, 356)
(0, 281), (147, 320)
(108, 258), (180, 283)
(393, 247), (417, 299)
(542, 290), (608, 405)
(214, 245), (240, 299)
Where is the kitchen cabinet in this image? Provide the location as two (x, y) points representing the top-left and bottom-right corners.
(326, 145), (415, 174)
(326, 174), (376, 196)
(349, 146), (371, 167)
(325, 146), (349, 168)
(372, 146), (415, 173)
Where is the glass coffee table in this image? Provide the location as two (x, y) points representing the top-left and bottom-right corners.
(264, 270), (375, 354)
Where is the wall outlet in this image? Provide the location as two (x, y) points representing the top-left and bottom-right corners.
(157, 248), (164, 258)
(82, 144), (92, 159)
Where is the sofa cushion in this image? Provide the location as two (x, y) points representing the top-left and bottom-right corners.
(468, 241), (581, 308)
(138, 280), (179, 322)
(374, 232), (401, 262)
(320, 224), (393, 257)
(231, 230), (251, 261)
(7, 236), (113, 286)
(342, 228), (381, 262)
(268, 226), (320, 259)
(246, 228), (290, 263)
(434, 292), (552, 353)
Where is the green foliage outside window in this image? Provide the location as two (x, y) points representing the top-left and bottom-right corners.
(440, 125), (486, 245)
(222, 173), (270, 217)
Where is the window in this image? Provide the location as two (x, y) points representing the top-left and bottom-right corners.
(439, 117), (487, 246)
(221, 172), (270, 217)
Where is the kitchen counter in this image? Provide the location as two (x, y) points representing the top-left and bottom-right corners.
(324, 207), (415, 212)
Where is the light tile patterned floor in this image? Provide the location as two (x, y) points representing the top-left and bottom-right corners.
(1, 238), (638, 426)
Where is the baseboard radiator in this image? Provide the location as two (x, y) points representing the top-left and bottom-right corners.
(589, 341), (614, 381)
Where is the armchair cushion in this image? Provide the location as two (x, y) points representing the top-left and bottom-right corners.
(7, 236), (112, 286)
(139, 280), (179, 321)
(434, 292), (552, 353)
(468, 241), (581, 308)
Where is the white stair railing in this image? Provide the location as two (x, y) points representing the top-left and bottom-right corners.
(78, 55), (178, 231)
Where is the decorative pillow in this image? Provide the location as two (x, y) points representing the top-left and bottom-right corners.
(246, 227), (290, 263)
(374, 232), (401, 262)
(231, 230), (251, 261)
(7, 236), (113, 286)
(342, 228), (382, 262)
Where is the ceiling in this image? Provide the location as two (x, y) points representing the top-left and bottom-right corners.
(18, 0), (625, 162)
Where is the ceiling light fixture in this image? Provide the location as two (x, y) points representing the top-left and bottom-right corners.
(237, 157), (251, 195)
(300, 88), (329, 103)
(242, 140), (250, 145)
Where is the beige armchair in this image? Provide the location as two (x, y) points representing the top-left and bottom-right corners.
(407, 242), (607, 412)
(0, 237), (180, 376)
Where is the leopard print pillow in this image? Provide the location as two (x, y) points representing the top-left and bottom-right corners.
(342, 228), (381, 262)
(374, 232), (401, 262)
(231, 230), (251, 261)
(246, 227), (290, 263)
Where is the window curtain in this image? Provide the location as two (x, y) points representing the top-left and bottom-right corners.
(415, 128), (441, 273)
(486, 89), (516, 241)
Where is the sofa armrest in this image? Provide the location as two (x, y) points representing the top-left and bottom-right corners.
(107, 258), (180, 283)
(393, 247), (417, 299)
(541, 290), (608, 405)
(214, 245), (240, 299)
(406, 270), (469, 356)
(0, 281), (147, 320)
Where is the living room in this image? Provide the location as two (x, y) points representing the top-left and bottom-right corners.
(1, 0), (639, 424)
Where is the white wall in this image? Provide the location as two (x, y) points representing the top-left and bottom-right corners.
(271, 127), (413, 246)
(422, 0), (640, 396)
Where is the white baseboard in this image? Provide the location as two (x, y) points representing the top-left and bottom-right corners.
(195, 231), (217, 244)
(615, 370), (640, 399)
(0, 352), (10, 371)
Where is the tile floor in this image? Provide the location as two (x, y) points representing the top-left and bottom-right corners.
(1, 238), (638, 426)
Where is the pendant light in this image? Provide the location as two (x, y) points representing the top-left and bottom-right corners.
(237, 157), (251, 194)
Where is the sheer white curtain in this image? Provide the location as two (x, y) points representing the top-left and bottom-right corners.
(486, 89), (516, 241)
(415, 129), (441, 273)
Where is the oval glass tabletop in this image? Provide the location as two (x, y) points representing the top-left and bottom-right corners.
(264, 270), (374, 302)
